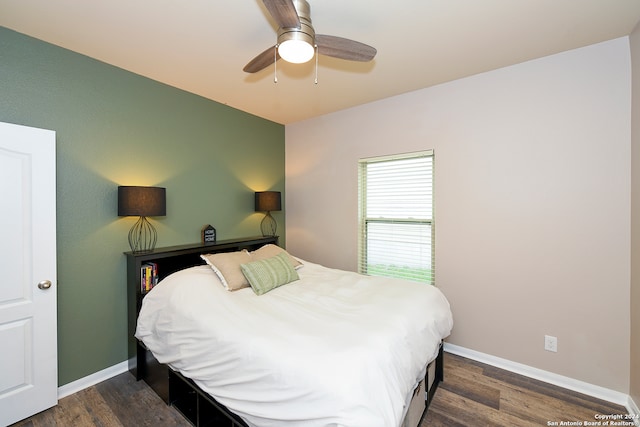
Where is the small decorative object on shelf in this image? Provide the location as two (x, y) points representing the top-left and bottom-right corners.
(201, 224), (216, 244)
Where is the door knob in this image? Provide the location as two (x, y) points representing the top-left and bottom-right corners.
(37, 280), (52, 290)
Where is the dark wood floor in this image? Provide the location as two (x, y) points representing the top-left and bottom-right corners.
(423, 353), (627, 426)
(12, 352), (628, 427)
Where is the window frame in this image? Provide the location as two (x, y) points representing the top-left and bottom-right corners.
(357, 150), (435, 285)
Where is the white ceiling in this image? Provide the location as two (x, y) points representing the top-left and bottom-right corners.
(2, 0), (640, 125)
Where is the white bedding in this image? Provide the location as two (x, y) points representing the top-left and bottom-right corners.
(135, 259), (453, 427)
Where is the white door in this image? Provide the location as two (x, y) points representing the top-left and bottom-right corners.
(0, 122), (57, 425)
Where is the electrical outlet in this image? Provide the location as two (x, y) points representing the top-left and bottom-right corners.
(544, 335), (558, 352)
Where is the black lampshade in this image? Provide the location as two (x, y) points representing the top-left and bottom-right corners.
(118, 186), (166, 253)
(118, 186), (166, 217)
(255, 191), (281, 212)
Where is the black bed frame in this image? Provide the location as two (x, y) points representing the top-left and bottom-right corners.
(125, 236), (444, 427)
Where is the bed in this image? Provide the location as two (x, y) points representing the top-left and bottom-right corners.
(131, 240), (453, 427)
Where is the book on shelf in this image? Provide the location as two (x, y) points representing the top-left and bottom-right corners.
(141, 262), (158, 293)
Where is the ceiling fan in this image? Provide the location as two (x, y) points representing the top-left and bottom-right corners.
(243, 0), (377, 73)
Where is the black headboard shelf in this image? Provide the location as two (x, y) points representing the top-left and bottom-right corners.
(125, 236), (278, 283)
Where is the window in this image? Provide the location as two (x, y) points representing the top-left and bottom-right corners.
(358, 151), (434, 284)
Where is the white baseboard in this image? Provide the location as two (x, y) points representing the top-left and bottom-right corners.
(444, 343), (634, 414)
(57, 361), (129, 399)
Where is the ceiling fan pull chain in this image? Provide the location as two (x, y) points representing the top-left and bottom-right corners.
(314, 44), (318, 85)
(274, 44), (278, 83)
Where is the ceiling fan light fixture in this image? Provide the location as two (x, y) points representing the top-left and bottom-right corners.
(243, 0), (376, 74)
(277, 22), (315, 64)
(278, 39), (314, 63)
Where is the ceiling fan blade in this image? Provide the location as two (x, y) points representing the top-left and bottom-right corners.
(262, 0), (300, 29)
(243, 46), (280, 73)
(316, 34), (377, 62)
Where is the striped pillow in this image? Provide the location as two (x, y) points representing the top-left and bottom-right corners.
(240, 252), (299, 295)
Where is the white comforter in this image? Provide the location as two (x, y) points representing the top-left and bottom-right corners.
(136, 260), (453, 427)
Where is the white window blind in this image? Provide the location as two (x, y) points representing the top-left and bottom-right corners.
(358, 151), (434, 284)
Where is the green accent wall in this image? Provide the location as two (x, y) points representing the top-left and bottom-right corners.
(0, 27), (285, 386)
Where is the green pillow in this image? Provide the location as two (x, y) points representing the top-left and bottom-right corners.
(240, 252), (299, 295)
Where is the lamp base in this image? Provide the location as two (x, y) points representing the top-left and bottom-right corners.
(128, 216), (157, 253)
(260, 212), (277, 237)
